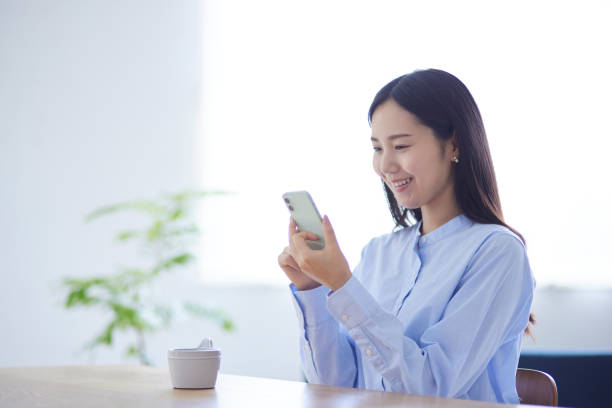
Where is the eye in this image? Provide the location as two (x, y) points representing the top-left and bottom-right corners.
(395, 145), (410, 150)
(372, 146), (382, 152)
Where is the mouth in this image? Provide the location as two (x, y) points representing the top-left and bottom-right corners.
(389, 177), (413, 192)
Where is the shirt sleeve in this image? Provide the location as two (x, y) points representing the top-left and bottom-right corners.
(290, 283), (358, 386)
(325, 231), (535, 398)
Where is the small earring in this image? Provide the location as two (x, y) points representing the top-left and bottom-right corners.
(452, 156), (459, 163)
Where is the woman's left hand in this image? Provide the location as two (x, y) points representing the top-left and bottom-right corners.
(288, 215), (352, 291)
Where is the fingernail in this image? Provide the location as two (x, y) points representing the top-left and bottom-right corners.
(323, 215), (329, 223)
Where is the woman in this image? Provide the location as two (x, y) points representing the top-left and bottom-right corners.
(277, 68), (536, 404)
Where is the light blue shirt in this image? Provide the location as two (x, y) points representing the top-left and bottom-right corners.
(290, 213), (536, 404)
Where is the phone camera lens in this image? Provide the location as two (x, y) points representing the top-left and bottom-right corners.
(284, 198), (290, 204)
(288, 205), (294, 211)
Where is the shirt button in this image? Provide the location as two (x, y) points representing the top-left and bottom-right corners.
(341, 314), (349, 322)
(366, 348), (372, 356)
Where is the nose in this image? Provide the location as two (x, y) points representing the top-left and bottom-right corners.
(379, 149), (399, 176)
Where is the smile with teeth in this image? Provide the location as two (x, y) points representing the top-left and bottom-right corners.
(391, 178), (412, 188)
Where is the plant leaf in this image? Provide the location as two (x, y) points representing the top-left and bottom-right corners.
(168, 208), (184, 221)
(92, 320), (117, 346)
(152, 253), (195, 275)
(146, 220), (164, 242)
(110, 302), (153, 332)
(116, 230), (141, 241)
(183, 301), (236, 332)
(62, 277), (109, 307)
(164, 190), (234, 203)
(84, 200), (168, 223)
(163, 225), (200, 237)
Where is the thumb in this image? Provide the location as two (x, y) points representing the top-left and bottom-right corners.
(321, 215), (338, 247)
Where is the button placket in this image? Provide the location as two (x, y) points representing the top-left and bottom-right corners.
(392, 244), (423, 316)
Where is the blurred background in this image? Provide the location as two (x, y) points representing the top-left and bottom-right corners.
(1, 0), (611, 405)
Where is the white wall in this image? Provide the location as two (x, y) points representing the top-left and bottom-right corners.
(0, 0), (203, 366)
(1, 0), (610, 384)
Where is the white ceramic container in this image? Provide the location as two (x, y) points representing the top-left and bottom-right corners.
(168, 338), (221, 389)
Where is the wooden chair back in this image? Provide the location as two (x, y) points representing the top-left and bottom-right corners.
(516, 368), (558, 406)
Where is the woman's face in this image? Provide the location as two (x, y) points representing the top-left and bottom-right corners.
(371, 98), (457, 211)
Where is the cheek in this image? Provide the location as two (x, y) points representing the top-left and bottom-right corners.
(398, 153), (420, 176)
(417, 161), (448, 191)
(372, 155), (381, 175)
(407, 148), (437, 177)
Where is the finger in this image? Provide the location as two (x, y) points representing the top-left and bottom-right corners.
(281, 247), (297, 266)
(300, 231), (319, 241)
(299, 228), (323, 249)
(291, 231), (313, 255)
(292, 231), (320, 249)
(289, 216), (298, 241)
(279, 253), (300, 273)
(281, 247), (301, 270)
(321, 215), (338, 247)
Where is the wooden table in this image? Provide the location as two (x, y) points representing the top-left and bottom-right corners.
(0, 365), (538, 407)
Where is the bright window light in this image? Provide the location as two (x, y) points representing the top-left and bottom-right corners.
(196, 0), (612, 288)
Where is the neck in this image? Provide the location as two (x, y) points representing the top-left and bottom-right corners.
(420, 208), (462, 235)
(419, 185), (462, 235)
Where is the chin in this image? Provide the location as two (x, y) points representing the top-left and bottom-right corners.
(397, 200), (419, 210)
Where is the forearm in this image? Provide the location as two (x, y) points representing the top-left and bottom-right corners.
(291, 283), (357, 387)
(326, 274), (524, 398)
(299, 318), (357, 387)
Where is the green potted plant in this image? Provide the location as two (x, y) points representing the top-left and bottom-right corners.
(61, 189), (235, 365)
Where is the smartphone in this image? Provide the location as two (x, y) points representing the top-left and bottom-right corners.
(282, 190), (325, 250)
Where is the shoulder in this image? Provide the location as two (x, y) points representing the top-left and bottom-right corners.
(462, 221), (534, 289)
(466, 221), (526, 260)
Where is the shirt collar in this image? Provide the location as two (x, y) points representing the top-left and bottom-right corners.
(415, 213), (472, 248)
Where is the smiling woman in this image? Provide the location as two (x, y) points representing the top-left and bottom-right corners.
(280, 69), (536, 404)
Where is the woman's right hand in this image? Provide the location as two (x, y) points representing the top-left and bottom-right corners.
(277, 217), (321, 291)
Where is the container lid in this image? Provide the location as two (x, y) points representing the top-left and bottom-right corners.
(168, 348), (220, 359)
(168, 337), (221, 359)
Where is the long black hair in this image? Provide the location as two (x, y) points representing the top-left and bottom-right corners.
(368, 69), (526, 246)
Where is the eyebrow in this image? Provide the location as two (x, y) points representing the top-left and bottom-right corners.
(370, 134), (414, 142)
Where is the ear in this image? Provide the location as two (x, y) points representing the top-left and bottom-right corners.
(450, 131), (459, 157)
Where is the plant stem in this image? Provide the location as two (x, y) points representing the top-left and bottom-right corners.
(137, 329), (149, 366)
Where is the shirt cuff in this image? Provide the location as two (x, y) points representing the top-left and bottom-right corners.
(290, 283), (334, 327)
(326, 275), (375, 330)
